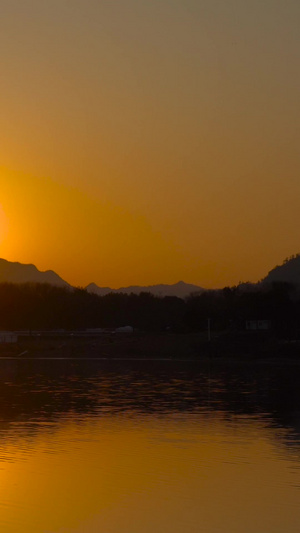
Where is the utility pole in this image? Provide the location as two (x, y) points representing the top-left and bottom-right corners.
(208, 318), (211, 342)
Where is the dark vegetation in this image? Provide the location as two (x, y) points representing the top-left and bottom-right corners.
(0, 281), (299, 339)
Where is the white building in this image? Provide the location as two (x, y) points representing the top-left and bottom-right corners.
(246, 320), (271, 331)
(115, 326), (134, 333)
(0, 331), (18, 343)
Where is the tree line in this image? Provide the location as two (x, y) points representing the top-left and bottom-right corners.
(0, 281), (299, 337)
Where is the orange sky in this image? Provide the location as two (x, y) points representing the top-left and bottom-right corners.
(1, 1), (300, 288)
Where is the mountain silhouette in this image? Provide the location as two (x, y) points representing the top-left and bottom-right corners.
(262, 254), (300, 285)
(86, 280), (204, 298)
(3, 254), (300, 297)
(0, 258), (203, 297)
(0, 258), (70, 287)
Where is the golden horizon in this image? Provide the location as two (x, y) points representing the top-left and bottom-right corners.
(1, 2), (299, 288)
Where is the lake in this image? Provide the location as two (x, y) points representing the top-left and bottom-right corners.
(0, 358), (299, 532)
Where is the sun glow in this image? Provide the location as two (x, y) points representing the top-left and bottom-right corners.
(0, 167), (189, 287)
(0, 203), (8, 245)
(1, 2), (300, 288)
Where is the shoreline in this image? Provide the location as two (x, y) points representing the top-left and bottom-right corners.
(0, 332), (300, 364)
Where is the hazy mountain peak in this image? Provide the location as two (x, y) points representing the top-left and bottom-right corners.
(85, 283), (113, 296)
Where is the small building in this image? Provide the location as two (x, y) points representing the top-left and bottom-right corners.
(246, 320), (271, 331)
(115, 326), (134, 333)
(0, 331), (18, 343)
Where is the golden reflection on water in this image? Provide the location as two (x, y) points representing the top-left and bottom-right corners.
(0, 414), (299, 533)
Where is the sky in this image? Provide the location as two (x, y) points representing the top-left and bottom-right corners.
(0, 0), (300, 288)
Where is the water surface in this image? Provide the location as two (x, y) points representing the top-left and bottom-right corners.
(0, 358), (299, 532)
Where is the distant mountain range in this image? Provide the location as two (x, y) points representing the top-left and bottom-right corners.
(86, 281), (203, 298)
(1, 255), (300, 298)
(0, 258), (203, 297)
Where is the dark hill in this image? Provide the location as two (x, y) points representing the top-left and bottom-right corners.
(0, 258), (70, 287)
(262, 254), (300, 286)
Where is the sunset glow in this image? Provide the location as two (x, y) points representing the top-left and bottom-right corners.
(0, 204), (7, 245)
(1, 1), (300, 288)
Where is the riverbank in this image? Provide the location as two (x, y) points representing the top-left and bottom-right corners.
(0, 331), (300, 362)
